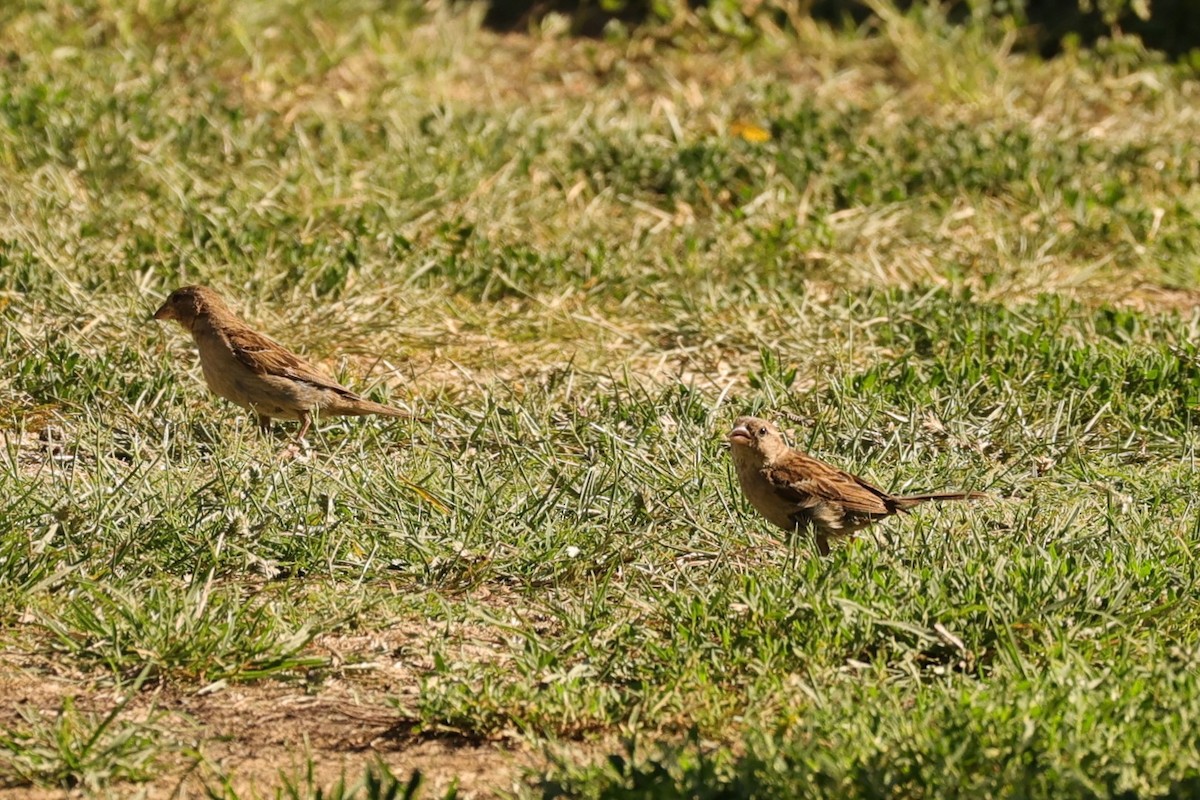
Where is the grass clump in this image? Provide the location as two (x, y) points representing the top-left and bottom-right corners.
(38, 578), (327, 684)
(0, 689), (173, 791)
(542, 650), (1200, 798)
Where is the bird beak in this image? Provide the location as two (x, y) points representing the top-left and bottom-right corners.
(728, 424), (752, 446)
(152, 302), (175, 322)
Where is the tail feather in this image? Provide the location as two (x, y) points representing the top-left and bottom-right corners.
(901, 491), (987, 502)
(359, 400), (412, 418)
(334, 397), (414, 418)
(894, 490), (986, 509)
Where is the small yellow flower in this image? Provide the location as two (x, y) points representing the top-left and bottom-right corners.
(729, 121), (771, 143)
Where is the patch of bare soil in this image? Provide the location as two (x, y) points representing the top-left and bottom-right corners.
(0, 628), (539, 799)
(0, 416), (77, 479)
(173, 684), (532, 799)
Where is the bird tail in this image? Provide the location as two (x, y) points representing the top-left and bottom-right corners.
(894, 491), (987, 509)
(339, 398), (414, 418)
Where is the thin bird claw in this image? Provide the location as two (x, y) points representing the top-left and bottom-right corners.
(277, 439), (311, 462)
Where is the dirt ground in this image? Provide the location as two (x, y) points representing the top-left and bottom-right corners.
(0, 630), (539, 798)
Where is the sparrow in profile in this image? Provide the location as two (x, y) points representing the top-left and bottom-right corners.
(728, 416), (984, 554)
(154, 285), (409, 440)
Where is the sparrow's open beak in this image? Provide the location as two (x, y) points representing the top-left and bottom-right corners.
(152, 302), (175, 322)
(728, 424), (752, 446)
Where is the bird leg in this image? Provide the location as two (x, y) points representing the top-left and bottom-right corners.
(276, 413), (315, 461)
(294, 411), (312, 442)
(257, 414), (273, 434)
(795, 522), (831, 556)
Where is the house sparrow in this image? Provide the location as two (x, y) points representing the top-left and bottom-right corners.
(154, 285), (410, 440)
(728, 416), (984, 554)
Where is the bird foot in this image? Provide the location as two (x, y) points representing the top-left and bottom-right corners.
(276, 438), (312, 462)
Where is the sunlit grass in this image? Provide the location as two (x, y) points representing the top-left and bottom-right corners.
(1, 0), (1199, 795)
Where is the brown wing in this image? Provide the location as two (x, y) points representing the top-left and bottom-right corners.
(765, 451), (898, 517)
(225, 326), (363, 401)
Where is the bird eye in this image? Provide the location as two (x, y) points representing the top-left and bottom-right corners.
(758, 426), (767, 435)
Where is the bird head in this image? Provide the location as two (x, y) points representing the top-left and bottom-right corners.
(153, 285), (228, 329)
(728, 416), (790, 462)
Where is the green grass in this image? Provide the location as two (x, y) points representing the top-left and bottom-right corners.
(2, 0), (1200, 796)
(0, 674), (169, 790)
